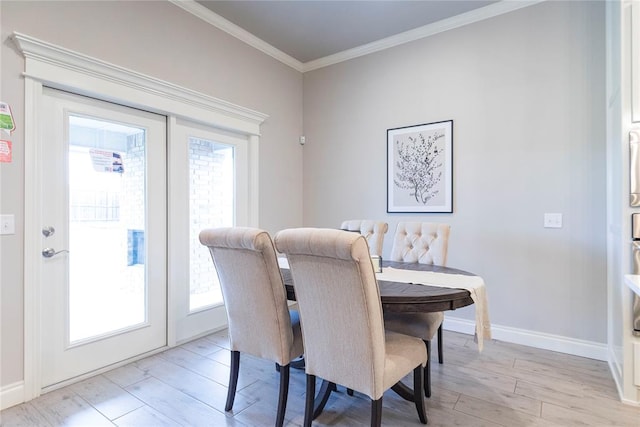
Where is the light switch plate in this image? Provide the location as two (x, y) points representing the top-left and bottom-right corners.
(544, 213), (562, 228)
(0, 214), (15, 235)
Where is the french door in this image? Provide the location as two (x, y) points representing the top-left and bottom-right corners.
(170, 118), (249, 342)
(40, 88), (167, 388)
(18, 34), (264, 401)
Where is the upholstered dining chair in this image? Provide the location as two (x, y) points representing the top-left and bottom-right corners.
(199, 227), (304, 427)
(340, 219), (389, 256)
(274, 228), (427, 427)
(384, 221), (451, 398)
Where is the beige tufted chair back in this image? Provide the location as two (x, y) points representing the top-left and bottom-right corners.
(199, 227), (305, 426)
(275, 228), (386, 398)
(199, 227), (303, 364)
(389, 222), (450, 266)
(340, 220), (389, 256)
(274, 227), (428, 426)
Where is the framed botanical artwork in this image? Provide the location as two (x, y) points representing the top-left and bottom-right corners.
(387, 120), (453, 213)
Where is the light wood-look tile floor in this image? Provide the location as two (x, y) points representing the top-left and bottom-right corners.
(2, 330), (639, 426)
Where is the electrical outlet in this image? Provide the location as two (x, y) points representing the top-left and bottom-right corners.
(544, 213), (562, 229)
(0, 214), (15, 235)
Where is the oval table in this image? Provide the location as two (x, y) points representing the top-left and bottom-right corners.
(280, 260), (479, 416)
(282, 260), (475, 313)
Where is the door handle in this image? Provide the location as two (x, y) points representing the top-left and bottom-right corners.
(42, 248), (69, 258)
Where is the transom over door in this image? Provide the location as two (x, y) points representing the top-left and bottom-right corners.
(40, 88), (167, 388)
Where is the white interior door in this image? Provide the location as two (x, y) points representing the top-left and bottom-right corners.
(40, 88), (167, 388)
(170, 118), (249, 342)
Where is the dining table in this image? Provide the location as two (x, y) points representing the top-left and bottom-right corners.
(281, 260), (476, 307)
(278, 257), (491, 417)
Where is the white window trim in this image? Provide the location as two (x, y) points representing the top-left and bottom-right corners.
(13, 32), (266, 401)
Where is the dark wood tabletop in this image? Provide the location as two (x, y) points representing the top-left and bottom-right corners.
(281, 260), (475, 314)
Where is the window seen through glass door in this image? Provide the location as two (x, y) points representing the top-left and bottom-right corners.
(68, 115), (147, 343)
(189, 137), (234, 311)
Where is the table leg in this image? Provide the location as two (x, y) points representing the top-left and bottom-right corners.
(312, 380), (336, 419)
(290, 356), (305, 370)
(390, 381), (414, 401)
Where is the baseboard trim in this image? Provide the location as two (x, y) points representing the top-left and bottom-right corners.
(1, 381), (25, 411)
(607, 345), (625, 403)
(444, 317), (607, 361)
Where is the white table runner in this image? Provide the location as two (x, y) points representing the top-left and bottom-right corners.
(376, 267), (492, 351)
(279, 257), (491, 350)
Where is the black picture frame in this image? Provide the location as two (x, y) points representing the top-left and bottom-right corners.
(387, 120), (453, 213)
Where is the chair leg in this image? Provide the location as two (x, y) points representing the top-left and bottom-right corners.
(413, 365), (427, 424)
(225, 350), (240, 411)
(437, 324), (444, 364)
(423, 340), (431, 398)
(275, 364), (290, 427)
(370, 397), (383, 427)
(304, 374), (316, 427)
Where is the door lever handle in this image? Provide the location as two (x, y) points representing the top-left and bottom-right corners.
(42, 248), (69, 258)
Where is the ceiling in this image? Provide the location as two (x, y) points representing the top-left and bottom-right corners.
(194, 1), (498, 63)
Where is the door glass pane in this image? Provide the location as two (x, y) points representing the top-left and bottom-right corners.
(68, 115), (146, 343)
(189, 137), (233, 311)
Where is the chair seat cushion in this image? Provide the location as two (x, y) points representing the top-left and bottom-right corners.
(383, 330), (428, 392)
(384, 311), (444, 340)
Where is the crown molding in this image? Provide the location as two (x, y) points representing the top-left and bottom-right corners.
(302, 0), (545, 72)
(171, 0), (544, 73)
(169, 0), (305, 73)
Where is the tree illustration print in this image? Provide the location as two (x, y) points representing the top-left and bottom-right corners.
(393, 130), (445, 205)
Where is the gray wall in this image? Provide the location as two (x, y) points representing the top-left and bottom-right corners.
(0, 0), (304, 387)
(303, 1), (606, 342)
